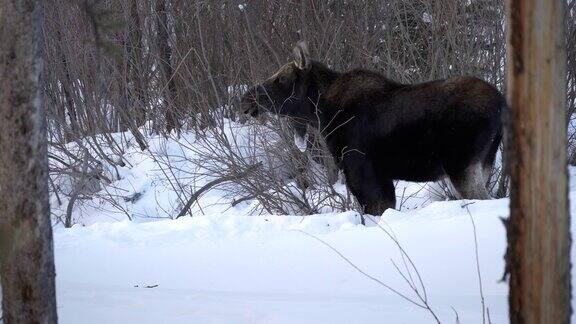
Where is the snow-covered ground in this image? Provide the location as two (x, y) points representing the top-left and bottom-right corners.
(16, 121), (576, 323)
(55, 199), (514, 323)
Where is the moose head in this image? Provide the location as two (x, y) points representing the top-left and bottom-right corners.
(240, 42), (321, 125)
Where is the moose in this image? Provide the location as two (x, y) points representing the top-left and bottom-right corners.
(240, 42), (504, 215)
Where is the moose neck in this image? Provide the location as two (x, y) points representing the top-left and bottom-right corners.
(309, 61), (340, 95)
(303, 62), (340, 129)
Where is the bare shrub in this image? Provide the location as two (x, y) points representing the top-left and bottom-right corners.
(43, 0), (576, 225)
(166, 107), (359, 216)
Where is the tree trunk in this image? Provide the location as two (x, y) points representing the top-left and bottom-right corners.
(505, 1), (570, 323)
(156, 0), (179, 134)
(0, 0), (58, 323)
(127, 0), (147, 127)
(117, 35), (148, 151)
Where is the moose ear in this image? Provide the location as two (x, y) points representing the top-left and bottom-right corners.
(293, 41), (311, 71)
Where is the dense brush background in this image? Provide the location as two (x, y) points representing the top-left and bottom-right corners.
(43, 0), (576, 226)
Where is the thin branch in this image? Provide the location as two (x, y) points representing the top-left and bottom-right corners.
(175, 163), (262, 218)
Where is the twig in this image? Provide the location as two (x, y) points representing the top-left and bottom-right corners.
(462, 201), (487, 324)
(295, 229), (429, 309)
(231, 195), (256, 207)
(175, 163), (261, 218)
(451, 306), (461, 324)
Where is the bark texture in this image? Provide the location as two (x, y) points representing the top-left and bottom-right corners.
(0, 0), (58, 323)
(156, 0), (179, 133)
(505, 0), (571, 323)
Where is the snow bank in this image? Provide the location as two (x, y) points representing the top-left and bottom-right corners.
(50, 119), (361, 225)
(52, 198), (519, 323)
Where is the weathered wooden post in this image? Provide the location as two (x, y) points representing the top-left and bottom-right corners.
(505, 0), (571, 323)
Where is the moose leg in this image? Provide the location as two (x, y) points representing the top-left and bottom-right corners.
(342, 159), (395, 215)
(363, 180), (396, 215)
(448, 162), (491, 200)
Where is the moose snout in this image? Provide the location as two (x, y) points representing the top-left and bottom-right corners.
(239, 86), (266, 117)
(240, 101), (261, 117)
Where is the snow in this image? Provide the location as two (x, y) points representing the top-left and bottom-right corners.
(54, 200), (513, 323)
(422, 12), (432, 23)
(5, 122), (575, 323)
(294, 132), (309, 152)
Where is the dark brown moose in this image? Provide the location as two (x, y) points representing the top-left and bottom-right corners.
(241, 42), (504, 215)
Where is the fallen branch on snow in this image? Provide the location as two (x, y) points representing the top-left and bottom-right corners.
(175, 163), (262, 219)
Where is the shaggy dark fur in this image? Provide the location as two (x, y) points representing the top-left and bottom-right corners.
(241, 42), (504, 215)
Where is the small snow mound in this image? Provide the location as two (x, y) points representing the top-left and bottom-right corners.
(55, 211), (365, 248)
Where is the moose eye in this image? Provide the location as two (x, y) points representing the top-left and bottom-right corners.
(277, 76), (289, 84)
